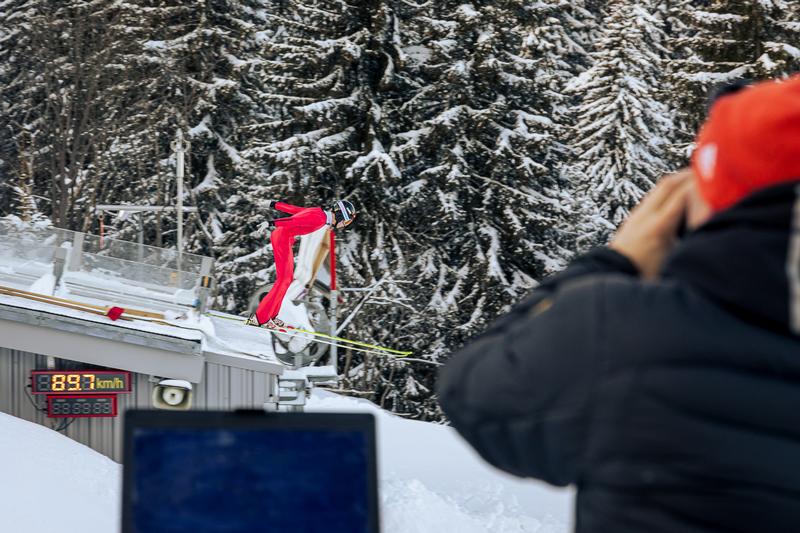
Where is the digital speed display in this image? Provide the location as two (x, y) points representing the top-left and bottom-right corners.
(31, 370), (131, 394)
(47, 395), (118, 418)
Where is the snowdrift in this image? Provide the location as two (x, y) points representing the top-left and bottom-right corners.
(0, 392), (572, 533)
(0, 412), (121, 533)
(307, 391), (572, 532)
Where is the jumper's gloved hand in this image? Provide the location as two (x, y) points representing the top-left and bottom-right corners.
(257, 220), (275, 235)
(267, 200), (278, 209)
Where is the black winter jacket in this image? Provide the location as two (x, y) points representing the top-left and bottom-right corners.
(438, 183), (800, 532)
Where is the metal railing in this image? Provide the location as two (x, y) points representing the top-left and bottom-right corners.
(0, 219), (214, 313)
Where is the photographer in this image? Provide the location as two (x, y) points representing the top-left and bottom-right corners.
(438, 75), (800, 532)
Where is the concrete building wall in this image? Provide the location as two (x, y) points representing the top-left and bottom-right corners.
(0, 347), (279, 461)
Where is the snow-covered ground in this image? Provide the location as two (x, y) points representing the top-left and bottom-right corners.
(0, 391), (572, 533)
(0, 412), (121, 533)
(308, 390), (573, 533)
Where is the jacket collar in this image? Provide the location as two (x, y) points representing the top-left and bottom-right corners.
(662, 182), (800, 336)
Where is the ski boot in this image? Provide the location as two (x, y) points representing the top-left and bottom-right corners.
(264, 318), (289, 330)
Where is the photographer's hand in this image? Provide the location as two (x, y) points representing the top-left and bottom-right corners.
(610, 169), (694, 280)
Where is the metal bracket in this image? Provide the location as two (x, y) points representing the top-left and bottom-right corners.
(277, 373), (310, 409)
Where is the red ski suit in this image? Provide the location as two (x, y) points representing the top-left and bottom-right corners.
(255, 202), (329, 324)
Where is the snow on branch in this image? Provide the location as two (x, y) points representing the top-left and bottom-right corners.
(294, 91), (360, 114)
(346, 138), (402, 181)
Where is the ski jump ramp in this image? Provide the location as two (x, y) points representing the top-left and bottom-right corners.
(0, 219), (285, 460)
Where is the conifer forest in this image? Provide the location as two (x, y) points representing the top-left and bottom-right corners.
(1, 0), (799, 420)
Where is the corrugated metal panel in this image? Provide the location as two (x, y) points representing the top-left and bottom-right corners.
(231, 366), (251, 408)
(0, 348), (13, 413)
(192, 361), (276, 412)
(253, 370), (272, 405)
(0, 348), (280, 462)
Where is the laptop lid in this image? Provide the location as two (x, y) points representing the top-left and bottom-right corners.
(122, 410), (380, 533)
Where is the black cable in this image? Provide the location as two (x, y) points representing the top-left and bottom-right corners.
(25, 385), (79, 432)
(23, 385), (45, 413)
(55, 418), (77, 432)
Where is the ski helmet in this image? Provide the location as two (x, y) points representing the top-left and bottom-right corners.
(332, 200), (356, 225)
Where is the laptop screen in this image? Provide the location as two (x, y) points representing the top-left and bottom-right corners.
(123, 410), (379, 533)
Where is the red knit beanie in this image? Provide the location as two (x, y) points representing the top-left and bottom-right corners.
(691, 75), (800, 212)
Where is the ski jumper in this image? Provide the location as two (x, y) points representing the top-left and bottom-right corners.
(255, 202), (330, 324)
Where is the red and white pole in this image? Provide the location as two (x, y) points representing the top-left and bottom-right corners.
(328, 230), (338, 370)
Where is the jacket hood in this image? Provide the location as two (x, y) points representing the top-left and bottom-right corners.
(662, 182), (800, 336)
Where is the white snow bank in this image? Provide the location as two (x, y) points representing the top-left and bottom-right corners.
(28, 271), (56, 294)
(383, 479), (564, 533)
(0, 412), (121, 533)
(307, 390), (573, 532)
(0, 391), (572, 533)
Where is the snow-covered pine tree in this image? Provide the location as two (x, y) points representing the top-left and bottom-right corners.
(522, 0), (595, 251)
(774, 1), (800, 74)
(97, 0), (267, 254)
(327, 0), (582, 419)
(0, 2), (28, 215)
(670, 0), (800, 139)
(527, 0), (594, 82)
(0, 0), (136, 230)
(393, 0), (574, 344)
(11, 132), (38, 222)
(15, 0), (788, 421)
(330, 3), (440, 419)
(216, 0), (390, 314)
(9, 135), (39, 222)
(215, 0), (438, 416)
(567, 0), (674, 239)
